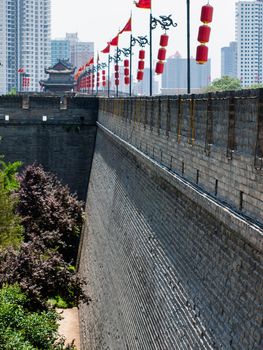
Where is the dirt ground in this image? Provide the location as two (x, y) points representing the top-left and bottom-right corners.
(57, 307), (80, 349)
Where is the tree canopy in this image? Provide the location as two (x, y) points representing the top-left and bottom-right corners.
(204, 76), (242, 93)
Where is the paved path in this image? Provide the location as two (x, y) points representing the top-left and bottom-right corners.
(57, 308), (80, 349)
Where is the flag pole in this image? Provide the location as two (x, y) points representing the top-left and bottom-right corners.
(129, 11), (133, 97)
(149, 7), (153, 96)
(187, 0), (191, 94)
(96, 52), (99, 96)
(116, 47), (118, 97)
(129, 34), (132, 97)
(108, 54), (110, 98)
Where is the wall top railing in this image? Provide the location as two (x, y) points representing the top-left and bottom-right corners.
(99, 89), (263, 171)
(0, 95), (98, 110)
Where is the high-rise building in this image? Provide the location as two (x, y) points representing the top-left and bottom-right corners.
(236, 0), (263, 86)
(161, 52), (211, 94)
(66, 33), (94, 69)
(51, 40), (70, 66)
(133, 68), (159, 96)
(221, 42), (238, 78)
(0, 0), (51, 94)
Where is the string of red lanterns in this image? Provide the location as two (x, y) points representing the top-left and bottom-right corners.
(102, 70), (106, 87)
(124, 59), (130, 85)
(137, 49), (145, 81)
(196, 3), (213, 64)
(115, 64), (120, 86)
(155, 33), (169, 75)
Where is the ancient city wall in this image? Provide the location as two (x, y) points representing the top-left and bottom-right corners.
(0, 95), (98, 199)
(79, 90), (263, 349)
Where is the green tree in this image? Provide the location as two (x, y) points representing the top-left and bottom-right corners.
(7, 87), (17, 95)
(204, 76), (242, 93)
(0, 284), (76, 349)
(0, 172), (23, 250)
(246, 83), (263, 89)
(0, 160), (22, 192)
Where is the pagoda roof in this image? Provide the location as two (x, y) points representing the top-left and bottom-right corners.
(39, 80), (76, 87)
(45, 59), (75, 74)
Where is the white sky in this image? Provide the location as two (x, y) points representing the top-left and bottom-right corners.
(51, 0), (237, 79)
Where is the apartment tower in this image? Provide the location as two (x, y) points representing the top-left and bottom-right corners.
(0, 0), (51, 94)
(236, 0), (263, 86)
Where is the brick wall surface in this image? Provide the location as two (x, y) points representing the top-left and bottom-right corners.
(98, 90), (263, 225)
(0, 95), (98, 199)
(79, 127), (263, 349)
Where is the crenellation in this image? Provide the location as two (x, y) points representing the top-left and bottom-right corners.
(98, 90), (263, 225)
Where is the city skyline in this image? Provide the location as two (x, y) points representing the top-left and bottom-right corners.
(51, 0), (237, 80)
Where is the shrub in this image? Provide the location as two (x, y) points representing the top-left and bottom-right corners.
(17, 165), (84, 263)
(0, 284), (75, 350)
(0, 238), (90, 310)
(0, 172), (23, 250)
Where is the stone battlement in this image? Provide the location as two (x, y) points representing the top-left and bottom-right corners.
(99, 89), (263, 226)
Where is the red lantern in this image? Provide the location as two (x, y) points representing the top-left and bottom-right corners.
(102, 81), (106, 87)
(198, 25), (211, 44)
(196, 45), (208, 64)
(102, 70), (106, 75)
(124, 68), (129, 76)
(102, 75), (106, 81)
(158, 48), (166, 61)
(115, 64), (119, 71)
(155, 61), (164, 74)
(138, 60), (145, 70)
(115, 79), (119, 86)
(160, 34), (169, 47)
(139, 50), (145, 60)
(115, 72), (119, 79)
(201, 4), (213, 24)
(124, 59), (129, 67)
(137, 70), (144, 81)
(125, 77), (130, 85)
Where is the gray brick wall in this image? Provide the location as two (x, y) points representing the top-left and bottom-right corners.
(79, 127), (263, 349)
(0, 95), (98, 199)
(98, 90), (263, 225)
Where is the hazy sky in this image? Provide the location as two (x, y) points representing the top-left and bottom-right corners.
(51, 0), (238, 79)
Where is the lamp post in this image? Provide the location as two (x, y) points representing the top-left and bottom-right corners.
(187, 0), (191, 94)
(149, 14), (177, 96)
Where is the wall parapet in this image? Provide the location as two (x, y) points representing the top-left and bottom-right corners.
(98, 89), (263, 225)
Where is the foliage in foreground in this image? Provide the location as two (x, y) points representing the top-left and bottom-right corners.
(0, 238), (90, 310)
(0, 163), (90, 310)
(0, 171), (23, 250)
(0, 284), (76, 350)
(17, 164), (84, 263)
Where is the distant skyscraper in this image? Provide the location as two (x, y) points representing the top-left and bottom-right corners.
(133, 68), (159, 96)
(66, 33), (94, 69)
(221, 42), (237, 78)
(161, 52), (211, 94)
(0, 0), (51, 94)
(236, 0), (263, 86)
(51, 40), (70, 66)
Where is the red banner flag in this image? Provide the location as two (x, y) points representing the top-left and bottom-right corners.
(120, 17), (132, 34)
(110, 34), (119, 46)
(17, 68), (25, 73)
(101, 43), (110, 54)
(85, 57), (94, 67)
(135, 0), (151, 9)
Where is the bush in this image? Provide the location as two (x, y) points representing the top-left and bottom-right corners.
(0, 238), (90, 310)
(17, 165), (84, 263)
(0, 284), (75, 350)
(0, 172), (23, 250)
